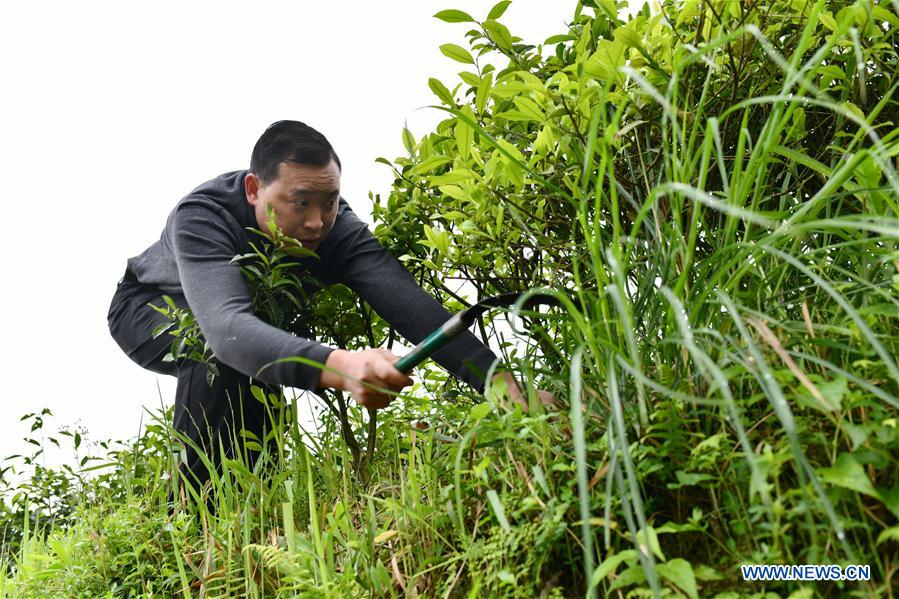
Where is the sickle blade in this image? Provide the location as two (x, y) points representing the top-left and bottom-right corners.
(395, 291), (566, 374)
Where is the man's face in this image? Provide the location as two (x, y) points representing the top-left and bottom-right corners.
(245, 160), (341, 252)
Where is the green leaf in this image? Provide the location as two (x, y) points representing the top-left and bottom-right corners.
(795, 375), (846, 413)
(544, 34), (575, 44)
(430, 168), (477, 185)
(455, 108), (474, 159)
(667, 470), (715, 489)
(428, 77), (455, 105)
(410, 154), (452, 176)
(655, 521), (702, 534)
(495, 110), (538, 123)
(402, 127), (415, 155)
(422, 224), (438, 250)
(152, 321), (175, 339)
(818, 453), (878, 497)
(590, 550), (638, 589)
(469, 402), (491, 421)
(858, 303), (899, 319)
(475, 72), (493, 114)
(438, 184), (468, 201)
(251, 385), (269, 407)
(433, 9), (475, 23)
(440, 210), (467, 221)
(631, 526), (665, 561)
(843, 422), (868, 451)
(434, 228), (450, 257)
(597, 0), (618, 19)
(440, 43), (475, 65)
(512, 96), (544, 121)
(819, 11), (838, 31)
(494, 138), (525, 164)
(483, 20), (513, 52)
(241, 264), (264, 279)
(876, 526), (899, 546)
(693, 565), (724, 581)
(873, 5), (899, 26)
(608, 565), (647, 592)
(440, 210), (465, 222)
(841, 101), (866, 121)
(613, 23), (642, 49)
(584, 39), (628, 81)
(487, 0), (511, 20)
(239, 428), (260, 442)
(81, 462), (116, 473)
(373, 529), (397, 544)
(674, 0), (702, 26)
(771, 145), (831, 177)
(533, 125), (556, 157)
(657, 559), (699, 599)
(818, 376), (847, 411)
(485, 489), (510, 532)
(458, 70), (481, 86)
(879, 483), (899, 519)
(817, 64), (846, 83)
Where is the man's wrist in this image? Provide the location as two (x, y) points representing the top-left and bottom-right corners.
(492, 371), (529, 407)
(492, 370), (517, 387)
(320, 349), (350, 391)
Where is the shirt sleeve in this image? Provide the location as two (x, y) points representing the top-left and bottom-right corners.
(320, 198), (499, 393)
(171, 202), (337, 389)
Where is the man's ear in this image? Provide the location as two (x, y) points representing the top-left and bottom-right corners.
(245, 172), (261, 206)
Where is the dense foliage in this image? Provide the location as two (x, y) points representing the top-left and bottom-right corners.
(3, 0), (898, 596)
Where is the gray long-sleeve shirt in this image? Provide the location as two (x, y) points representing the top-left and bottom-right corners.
(126, 169), (498, 392)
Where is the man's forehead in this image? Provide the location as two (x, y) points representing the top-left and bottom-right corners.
(275, 161), (341, 192)
(277, 160), (340, 177)
(287, 187), (340, 196)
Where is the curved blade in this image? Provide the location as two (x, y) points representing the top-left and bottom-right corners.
(458, 291), (562, 323)
(394, 291), (564, 374)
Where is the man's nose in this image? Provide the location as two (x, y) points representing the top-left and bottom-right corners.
(304, 209), (324, 232)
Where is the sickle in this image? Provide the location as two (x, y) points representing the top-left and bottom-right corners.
(393, 291), (563, 374)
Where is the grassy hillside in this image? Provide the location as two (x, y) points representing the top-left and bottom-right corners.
(2, 0), (898, 596)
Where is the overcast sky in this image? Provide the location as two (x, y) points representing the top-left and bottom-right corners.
(0, 1), (641, 473)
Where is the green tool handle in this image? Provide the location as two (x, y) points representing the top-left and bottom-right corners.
(394, 313), (470, 373)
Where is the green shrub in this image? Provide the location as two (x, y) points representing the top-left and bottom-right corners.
(371, 0), (898, 595)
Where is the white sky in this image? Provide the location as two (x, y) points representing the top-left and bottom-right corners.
(0, 1), (641, 473)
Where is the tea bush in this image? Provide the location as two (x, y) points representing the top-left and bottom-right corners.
(371, 0), (898, 594)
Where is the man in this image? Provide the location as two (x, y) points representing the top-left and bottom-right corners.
(108, 120), (533, 493)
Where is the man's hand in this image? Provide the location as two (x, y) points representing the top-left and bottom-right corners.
(320, 349), (413, 409)
(492, 371), (555, 412)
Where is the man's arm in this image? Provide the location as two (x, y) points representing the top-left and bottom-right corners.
(171, 202), (338, 389)
(319, 199), (499, 393)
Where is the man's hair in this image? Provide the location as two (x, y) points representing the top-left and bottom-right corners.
(249, 120), (341, 185)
